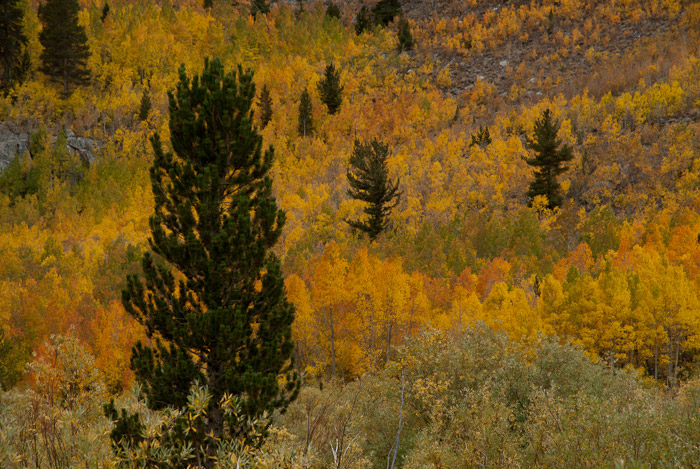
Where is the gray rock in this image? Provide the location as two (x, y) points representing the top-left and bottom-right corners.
(65, 129), (101, 164)
(0, 125), (101, 171)
(0, 125), (30, 171)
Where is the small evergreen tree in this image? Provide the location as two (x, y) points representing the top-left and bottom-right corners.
(138, 87), (151, 122)
(546, 8), (555, 35)
(39, 0), (90, 95)
(355, 6), (372, 35)
(524, 109), (573, 209)
(397, 17), (414, 52)
(346, 138), (401, 240)
(317, 62), (343, 115)
(258, 84), (273, 128)
(372, 0), (402, 26)
(203, 0), (213, 8)
(469, 125), (492, 148)
(106, 58), (299, 465)
(0, 0), (30, 93)
(100, 2), (110, 21)
(325, 2), (341, 20)
(297, 88), (313, 137)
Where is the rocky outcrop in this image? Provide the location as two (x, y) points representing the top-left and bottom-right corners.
(0, 125), (30, 171)
(65, 129), (101, 165)
(0, 125), (101, 171)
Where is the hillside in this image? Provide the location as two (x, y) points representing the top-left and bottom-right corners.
(2, 0), (700, 466)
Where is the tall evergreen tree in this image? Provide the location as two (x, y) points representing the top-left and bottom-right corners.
(524, 109), (573, 209)
(346, 138), (401, 240)
(108, 58), (299, 464)
(0, 0), (30, 93)
(297, 88), (313, 137)
(258, 84), (273, 128)
(317, 62), (343, 115)
(38, 0), (90, 95)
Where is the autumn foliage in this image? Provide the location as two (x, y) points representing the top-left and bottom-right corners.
(1, 0), (700, 462)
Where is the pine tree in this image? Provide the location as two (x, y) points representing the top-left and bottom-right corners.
(298, 88), (313, 136)
(397, 17), (414, 52)
(100, 2), (110, 22)
(524, 109), (573, 209)
(138, 87), (151, 122)
(317, 62), (343, 115)
(108, 58), (299, 464)
(325, 2), (341, 20)
(346, 138), (401, 240)
(203, 0), (213, 9)
(38, 0), (90, 95)
(372, 0), (402, 27)
(0, 0), (30, 93)
(355, 5), (372, 35)
(469, 125), (492, 148)
(258, 84), (273, 128)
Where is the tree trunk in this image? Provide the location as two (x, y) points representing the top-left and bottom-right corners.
(654, 337), (658, 381)
(329, 308), (336, 378)
(385, 322), (392, 365)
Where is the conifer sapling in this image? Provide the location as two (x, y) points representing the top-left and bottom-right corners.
(298, 88), (314, 136)
(524, 109), (573, 209)
(258, 84), (273, 128)
(317, 62), (343, 115)
(346, 138), (402, 240)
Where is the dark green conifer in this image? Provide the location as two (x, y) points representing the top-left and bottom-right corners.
(355, 5), (372, 35)
(258, 84), (273, 128)
(524, 109), (573, 209)
(0, 0), (30, 93)
(203, 0), (213, 8)
(546, 8), (555, 35)
(372, 0), (402, 26)
(397, 17), (414, 52)
(108, 58), (299, 464)
(317, 62), (343, 115)
(100, 2), (110, 21)
(469, 126), (492, 148)
(325, 2), (341, 20)
(39, 0), (90, 95)
(346, 138), (401, 240)
(298, 88), (313, 136)
(138, 87), (151, 122)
